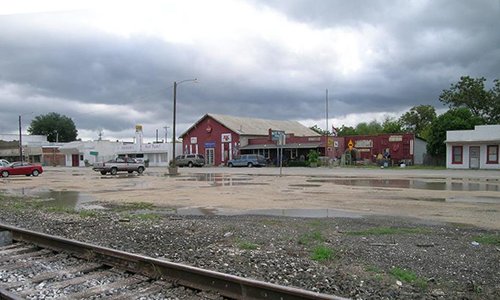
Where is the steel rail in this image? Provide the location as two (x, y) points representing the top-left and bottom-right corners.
(0, 223), (347, 300)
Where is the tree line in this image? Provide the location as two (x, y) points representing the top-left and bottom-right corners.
(311, 76), (499, 159)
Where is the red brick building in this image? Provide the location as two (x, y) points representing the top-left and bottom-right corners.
(180, 114), (344, 166)
(342, 133), (427, 165)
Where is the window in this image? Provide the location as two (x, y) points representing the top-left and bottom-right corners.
(487, 145), (498, 164)
(452, 146), (463, 164)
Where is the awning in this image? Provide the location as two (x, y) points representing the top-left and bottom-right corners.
(240, 143), (321, 150)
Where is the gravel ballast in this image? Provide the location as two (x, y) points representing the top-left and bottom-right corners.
(0, 196), (499, 299)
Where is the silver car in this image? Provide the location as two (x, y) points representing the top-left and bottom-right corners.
(227, 154), (267, 167)
(175, 154), (205, 167)
(0, 159), (10, 167)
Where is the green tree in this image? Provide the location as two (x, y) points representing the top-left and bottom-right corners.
(490, 79), (500, 124)
(28, 112), (78, 142)
(426, 108), (483, 158)
(399, 105), (436, 138)
(337, 125), (357, 136)
(382, 117), (403, 133)
(439, 76), (499, 124)
(355, 120), (383, 135)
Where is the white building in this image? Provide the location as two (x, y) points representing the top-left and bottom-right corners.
(445, 125), (500, 170)
(58, 140), (120, 167)
(116, 125), (181, 167)
(57, 125), (181, 167)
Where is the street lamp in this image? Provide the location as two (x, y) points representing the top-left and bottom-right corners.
(18, 112), (33, 163)
(171, 78), (197, 175)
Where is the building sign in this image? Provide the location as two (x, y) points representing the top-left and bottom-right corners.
(89, 151), (98, 156)
(205, 142), (216, 148)
(308, 137), (321, 142)
(190, 137), (197, 144)
(327, 138), (333, 147)
(271, 130), (285, 141)
(389, 135), (403, 142)
(348, 139), (354, 150)
(221, 133), (232, 143)
(334, 141), (339, 148)
(355, 139), (373, 148)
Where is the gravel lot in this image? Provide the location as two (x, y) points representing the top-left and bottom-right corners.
(1, 166), (499, 299)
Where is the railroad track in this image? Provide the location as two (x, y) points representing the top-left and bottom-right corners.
(0, 224), (345, 300)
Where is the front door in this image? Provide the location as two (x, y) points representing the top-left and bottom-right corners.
(71, 154), (79, 167)
(205, 148), (214, 166)
(469, 146), (480, 169)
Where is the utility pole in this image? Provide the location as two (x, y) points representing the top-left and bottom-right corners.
(325, 89), (329, 156)
(18, 115), (23, 162)
(172, 81), (178, 173)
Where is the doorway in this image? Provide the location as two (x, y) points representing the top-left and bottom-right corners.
(205, 148), (214, 166)
(469, 146), (480, 169)
(71, 154), (79, 167)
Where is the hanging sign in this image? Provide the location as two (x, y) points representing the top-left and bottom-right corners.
(221, 133), (232, 143)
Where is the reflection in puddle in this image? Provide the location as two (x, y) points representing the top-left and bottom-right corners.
(176, 173), (269, 187)
(166, 207), (363, 218)
(1, 188), (102, 210)
(308, 179), (500, 191)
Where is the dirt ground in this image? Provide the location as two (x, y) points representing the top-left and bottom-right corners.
(1, 166), (499, 230)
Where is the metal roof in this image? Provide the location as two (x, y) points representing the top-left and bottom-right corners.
(181, 113), (320, 137)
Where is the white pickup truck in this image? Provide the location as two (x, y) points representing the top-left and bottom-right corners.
(92, 157), (145, 175)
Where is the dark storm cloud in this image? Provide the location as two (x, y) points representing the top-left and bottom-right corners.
(257, 0), (500, 101)
(1, 1), (499, 141)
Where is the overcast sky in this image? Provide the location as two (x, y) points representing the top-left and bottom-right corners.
(1, 0), (499, 142)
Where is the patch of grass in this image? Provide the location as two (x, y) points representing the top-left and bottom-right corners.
(112, 202), (155, 212)
(79, 210), (97, 218)
(298, 231), (325, 245)
(311, 245), (335, 261)
(389, 267), (428, 289)
(347, 227), (430, 236)
(308, 219), (326, 228)
(45, 206), (77, 214)
(135, 213), (161, 221)
(366, 265), (383, 274)
(390, 267), (417, 282)
(473, 234), (500, 245)
(238, 241), (259, 250)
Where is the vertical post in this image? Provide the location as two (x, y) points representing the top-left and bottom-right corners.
(19, 115), (23, 163)
(171, 81), (178, 174)
(325, 88), (329, 157)
(156, 129), (158, 143)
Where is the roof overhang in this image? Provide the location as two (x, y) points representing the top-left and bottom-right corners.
(240, 143), (321, 150)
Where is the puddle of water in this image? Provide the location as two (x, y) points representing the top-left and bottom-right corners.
(289, 184), (322, 188)
(1, 188), (102, 210)
(308, 179), (500, 192)
(176, 173), (270, 187)
(446, 196), (500, 204)
(165, 207), (363, 218)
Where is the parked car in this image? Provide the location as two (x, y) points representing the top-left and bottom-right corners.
(227, 154), (267, 167)
(0, 159), (10, 167)
(92, 157), (146, 175)
(0, 162), (43, 177)
(175, 154), (205, 167)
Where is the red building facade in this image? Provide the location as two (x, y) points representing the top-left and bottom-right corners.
(180, 115), (241, 166)
(342, 133), (418, 164)
(180, 114), (342, 166)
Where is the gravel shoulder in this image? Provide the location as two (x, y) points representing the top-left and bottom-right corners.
(0, 166), (499, 299)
